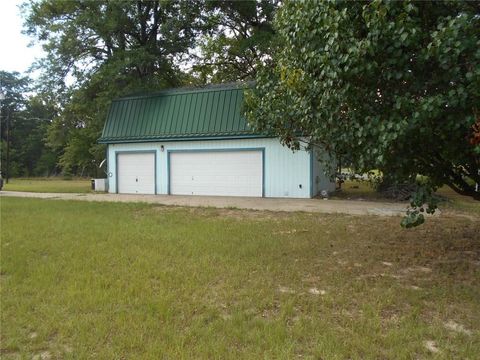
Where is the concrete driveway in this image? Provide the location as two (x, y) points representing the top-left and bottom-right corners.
(0, 191), (409, 216)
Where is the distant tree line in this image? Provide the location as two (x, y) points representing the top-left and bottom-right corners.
(0, 71), (59, 178)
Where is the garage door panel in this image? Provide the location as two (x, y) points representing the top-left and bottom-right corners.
(117, 153), (155, 194)
(170, 150), (263, 197)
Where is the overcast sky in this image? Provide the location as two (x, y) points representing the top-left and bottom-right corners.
(0, 0), (44, 75)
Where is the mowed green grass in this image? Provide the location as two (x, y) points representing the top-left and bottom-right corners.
(1, 198), (479, 359)
(2, 178), (91, 193)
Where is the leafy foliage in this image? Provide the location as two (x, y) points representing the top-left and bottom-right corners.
(245, 0), (480, 224)
(190, 0), (278, 83)
(0, 71), (58, 178)
(401, 184), (439, 228)
(24, 0), (203, 90)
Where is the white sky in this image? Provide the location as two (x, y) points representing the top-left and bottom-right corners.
(0, 0), (44, 75)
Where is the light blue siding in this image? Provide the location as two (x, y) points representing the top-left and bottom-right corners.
(107, 138), (334, 198)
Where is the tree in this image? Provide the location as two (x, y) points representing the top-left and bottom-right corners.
(23, 0), (204, 175)
(0, 71), (28, 180)
(245, 0), (480, 226)
(190, 0), (278, 83)
(21, 95), (59, 176)
(0, 72), (58, 178)
(24, 0), (203, 90)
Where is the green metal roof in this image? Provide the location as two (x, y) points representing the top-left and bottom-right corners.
(99, 83), (261, 144)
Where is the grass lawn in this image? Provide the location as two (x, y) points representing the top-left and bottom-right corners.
(435, 187), (480, 215)
(332, 180), (387, 201)
(333, 180), (480, 215)
(1, 198), (479, 359)
(2, 178), (92, 193)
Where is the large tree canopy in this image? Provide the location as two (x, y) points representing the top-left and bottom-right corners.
(191, 0), (278, 83)
(24, 0), (203, 90)
(245, 0), (480, 225)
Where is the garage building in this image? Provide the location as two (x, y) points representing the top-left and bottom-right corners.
(98, 84), (335, 198)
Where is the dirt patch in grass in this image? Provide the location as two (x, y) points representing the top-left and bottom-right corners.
(444, 320), (472, 335)
(201, 207), (293, 221)
(424, 340), (441, 354)
(148, 204), (296, 221)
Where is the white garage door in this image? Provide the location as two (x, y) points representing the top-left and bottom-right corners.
(117, 152), (155, 194)
(169, 150), (263, 197)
